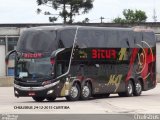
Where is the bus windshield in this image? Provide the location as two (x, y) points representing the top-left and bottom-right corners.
(16, 30), (57, 53)
(16, 57), (53, 79)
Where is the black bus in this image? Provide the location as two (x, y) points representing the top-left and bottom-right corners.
(6, 26), (156, 102)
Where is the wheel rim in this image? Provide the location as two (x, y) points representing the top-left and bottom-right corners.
(136, 82), (142, 93)
(82, 86), (90, 98)
(128, 83), (133, 95)
(70, 86), (78, 98)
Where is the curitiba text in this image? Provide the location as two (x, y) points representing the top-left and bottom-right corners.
(14, 106), (70, 110)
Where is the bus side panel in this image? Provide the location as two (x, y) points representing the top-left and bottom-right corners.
(126, 47), (156, 91)
(140, 47), (156, 90)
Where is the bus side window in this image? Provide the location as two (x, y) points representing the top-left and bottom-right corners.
(142, 32), (155, 47)
(118, 31), (134, 48)
(57, 63), (62, 76)
(56, 61), (68, 76)
(77, 30), (90, 48)
(60, 29), (76, 48)
(91, 30), (105, 47)
(106, 31), (119, 48)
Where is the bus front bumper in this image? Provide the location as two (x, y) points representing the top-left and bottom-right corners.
(14, 81), (60, 97)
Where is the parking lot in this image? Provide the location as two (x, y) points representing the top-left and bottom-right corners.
(0, 83), (160, 114)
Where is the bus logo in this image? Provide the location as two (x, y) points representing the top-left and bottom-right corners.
(22, 53), (43, 58)
(92, 49), (116, 59)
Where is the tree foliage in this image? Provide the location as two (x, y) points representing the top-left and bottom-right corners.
(113, 17), (125, 24)
(37, 0), (94, 23)
(113, 9), (147, 24)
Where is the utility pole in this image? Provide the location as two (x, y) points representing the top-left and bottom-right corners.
(100, 16), (105, 23)
(153, 8), (157, 22)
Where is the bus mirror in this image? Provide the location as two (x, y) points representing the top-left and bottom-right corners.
(5, 50), (16, 65)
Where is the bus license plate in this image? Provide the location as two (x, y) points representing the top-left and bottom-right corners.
(28, 92), (36, 96)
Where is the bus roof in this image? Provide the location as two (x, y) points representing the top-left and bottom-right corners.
(26, 25), (133, 31)
(17, 26), (156, 53)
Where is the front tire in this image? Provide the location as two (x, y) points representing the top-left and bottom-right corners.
(66, 83), (80, 101)
(32, 96), (45, 102)
(133, 80), (142, 96)
(81, 83), (92, 100)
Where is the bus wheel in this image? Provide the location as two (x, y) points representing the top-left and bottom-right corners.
(32, 96), (45, 102)
(81, 83), (91, 100)
(133, 80), (142, 96)
(66, 83), (80, 101)
(125, 80), (134, 97)
(118, 80), (133, 97)
(46, 96), (56, 101)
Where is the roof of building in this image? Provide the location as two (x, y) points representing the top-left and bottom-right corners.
(1, 22), (160, 28)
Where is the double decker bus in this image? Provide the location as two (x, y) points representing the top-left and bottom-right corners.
(6, 26), (156, 102)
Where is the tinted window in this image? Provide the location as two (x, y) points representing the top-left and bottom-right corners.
(77, 30), (91, 48)
(118, 31), (134, 48)
(60, 29), (76, 48)
(134, 32), (143, 48)
(142, 32), (156, 47)
(77, 30), (105, 48)
(92, 30), (105, 47)
(106, 30), (119, 48)
(17, 30), (57, 53)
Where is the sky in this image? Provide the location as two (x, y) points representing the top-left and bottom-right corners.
(0, 0), (159, 23)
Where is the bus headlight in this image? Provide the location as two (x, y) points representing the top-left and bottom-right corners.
(47, 90), (54, 95)
(15, 90), (19, 95)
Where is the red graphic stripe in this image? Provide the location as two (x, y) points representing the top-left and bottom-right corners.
(126, 48), (139, 81)
(141, 48), (155, 80)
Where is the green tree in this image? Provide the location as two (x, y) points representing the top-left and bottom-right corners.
(37, 0), (94, 24)
(113, 9), (147, 23)
(112, 17), (125, 24)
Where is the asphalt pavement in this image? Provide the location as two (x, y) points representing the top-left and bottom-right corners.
(0, 84), (160, 114)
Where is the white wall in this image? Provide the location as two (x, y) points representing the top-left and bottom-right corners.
(0, 45), (6, 76)
(0, 27), (20, 36)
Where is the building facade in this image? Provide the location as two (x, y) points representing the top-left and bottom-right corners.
(0, 27), (20, 76)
